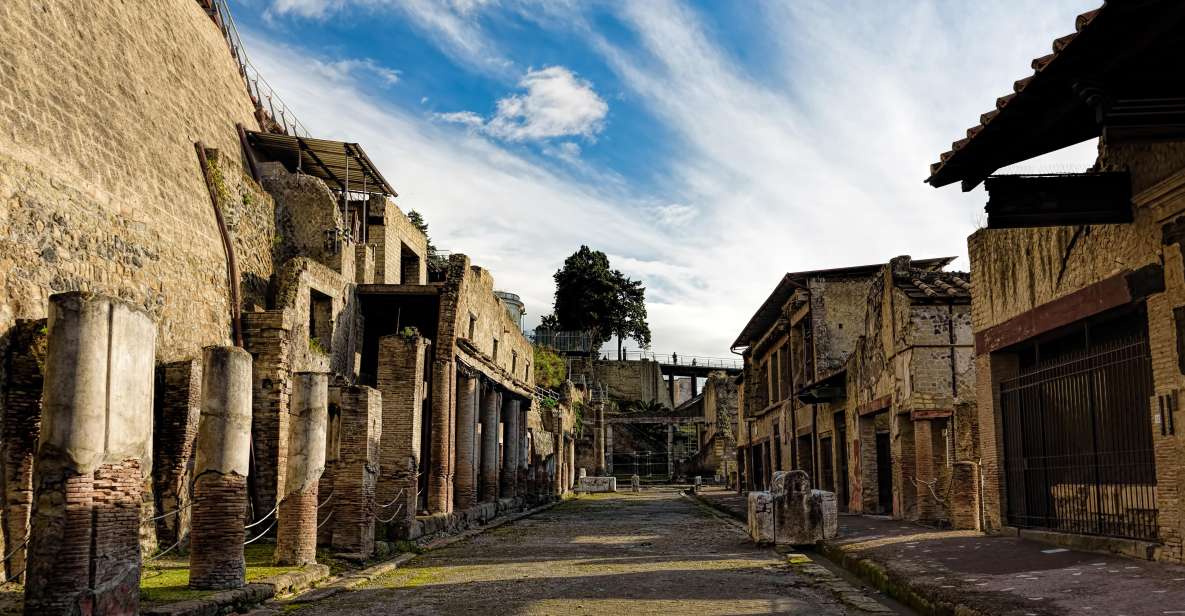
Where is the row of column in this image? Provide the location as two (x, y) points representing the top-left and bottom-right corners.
(18, 293), (387, 616)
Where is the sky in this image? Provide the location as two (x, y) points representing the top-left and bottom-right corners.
(231, 0), (1101, 358)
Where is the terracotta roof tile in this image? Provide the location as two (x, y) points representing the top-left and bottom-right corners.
(926, 4), (1106, 185)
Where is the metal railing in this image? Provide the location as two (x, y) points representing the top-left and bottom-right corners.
(210, 0), (311, 138)
(620, 350), (741, 370)
(529, 329), (595, 354)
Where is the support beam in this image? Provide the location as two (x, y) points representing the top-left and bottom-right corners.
(480, 387), (500, 503)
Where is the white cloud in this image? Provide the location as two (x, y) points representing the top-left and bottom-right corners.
(244, 0), (1101, 358)
(485, 67), (608, 141)
(267, 0), (346, 19)
(308, 57), (400, 86)
(541, 141), (582, 164)
(438, 66), (608, 143)
(649, 203), (696, 227)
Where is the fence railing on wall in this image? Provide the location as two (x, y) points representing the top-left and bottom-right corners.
(209, 0), (311, 138)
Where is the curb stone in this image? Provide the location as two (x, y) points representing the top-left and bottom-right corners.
(684, 491), (896, 615)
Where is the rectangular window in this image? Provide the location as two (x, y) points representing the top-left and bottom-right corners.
(468, 313), (477, 339)
(512, 350), (518, 374)
(493, 338), (499, 361)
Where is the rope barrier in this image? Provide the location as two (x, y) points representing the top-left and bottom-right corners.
(374, 503), (405, 525)
(375, 488), (405, 510)
(244, 504), (278, 530)
(1, 533), (30, 563)
(244, 518), (278, 545)
(317, 509), (335, 530)
(146, 537), (185, 562)
(145, 499), (202, 523)
(317, 491), (335, 510)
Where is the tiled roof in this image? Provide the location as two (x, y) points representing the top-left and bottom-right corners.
(925, 5), (1104, 187)
(894, 269), (971, 302)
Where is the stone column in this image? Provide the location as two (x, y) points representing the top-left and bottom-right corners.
(332, 386), (381, 557)
(189, 346), (253, 590)
(500, 398), (520, 497)
(275, 373), (328, 566)
(480, 387), (500, 502)
(605, 421), (614, 475)
(593, 404), (605, 476)
(667, 424), (675, 478)
(553, 433), (564, 496)
(25, 293), (155, 616)
(454, 372), (478, 510)
(428, 358), (455, 513)
(376, 334), (428, 538)
(567, 437), (576, 492)
(2, 319), (46, 582)
(517, 404), (530, 493)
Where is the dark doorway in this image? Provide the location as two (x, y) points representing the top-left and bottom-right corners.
(819, 435), (834, 492)
(875, 430), (893, 515)
(835, 412), (850, 511)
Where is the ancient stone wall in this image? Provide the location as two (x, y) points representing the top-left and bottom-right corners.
(807, 277), (875, 376)
(449, 256), (535, 386)
(0, 0), (262, 363)
(369, 198), (428, 285)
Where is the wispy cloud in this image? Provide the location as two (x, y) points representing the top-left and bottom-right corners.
(438, 66), (608, 142)
(243, 0), (1100, 358)
(309, 57), (400, 86)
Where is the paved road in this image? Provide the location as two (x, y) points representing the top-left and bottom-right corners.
(297, 490), (901, 615)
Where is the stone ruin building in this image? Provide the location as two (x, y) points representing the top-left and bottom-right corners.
(732, 256), (981, 529)
(0, 1), (576, 613)
(928, 1), (1185, 563)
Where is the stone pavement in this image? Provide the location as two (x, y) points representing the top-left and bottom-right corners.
(696, 486), (1185, 616)
(284, 488), (905, 615)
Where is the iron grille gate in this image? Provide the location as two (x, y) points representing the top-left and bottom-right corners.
(1000, 336), (1158, 541)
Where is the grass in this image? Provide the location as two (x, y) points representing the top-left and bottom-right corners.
(140, 542), (352, 606)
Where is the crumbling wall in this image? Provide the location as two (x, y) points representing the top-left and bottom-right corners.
(0, 0), (262, 362)
(808, 277), (874, 376)
(369, 198), (428, 285)
(450, 257), (535, 387)
(274, 257), (359, 378)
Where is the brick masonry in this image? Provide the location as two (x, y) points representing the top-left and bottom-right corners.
(376, 334), (428, 537)
(243, 310), (293, 517)
(1, 319), (45, 581)
(332, 385), (381, 556)
(189, 473), (247, 590)
(153, 359), (202, 547)
(275, 484), (319, 566)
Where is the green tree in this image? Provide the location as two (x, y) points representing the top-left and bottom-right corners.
(407, 210), (448, 279)
(552, 246), (651, 359)
(534, 346), (566, 390)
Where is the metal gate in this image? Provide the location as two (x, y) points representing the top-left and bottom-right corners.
(1000, 334), (1158, 540)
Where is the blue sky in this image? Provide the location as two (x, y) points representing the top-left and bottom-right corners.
(233, 0), (1100, 357)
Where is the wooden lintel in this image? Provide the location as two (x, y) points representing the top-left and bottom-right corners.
(856, 395), (892, 417)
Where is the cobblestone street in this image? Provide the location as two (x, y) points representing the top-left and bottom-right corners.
(294, 490), (902, 615)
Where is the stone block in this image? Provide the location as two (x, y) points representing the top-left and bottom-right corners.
(747, 491), (774, 544)
(577, 476), (617, 493)
(771, 471), (839, 546)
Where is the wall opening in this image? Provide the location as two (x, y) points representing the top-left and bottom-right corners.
(309, 289), (333, 354)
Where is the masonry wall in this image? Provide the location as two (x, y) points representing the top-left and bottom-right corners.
(450, 257), (535, 388)
(0, 0), (263, 363)
(967, 141), (1185, 560)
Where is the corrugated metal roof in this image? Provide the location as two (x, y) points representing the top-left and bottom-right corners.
(247, 131), (397, 197)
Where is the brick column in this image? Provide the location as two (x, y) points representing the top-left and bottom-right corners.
(275, 373), (328, 566)
(976, 352), (1017, 531)
(428, 358), (455, 513)
(913, 419), (938, 521)
(454, 372), (478, 510)
(332, 386), (381, 557)
(553, 433), (564, 497)
(152, 359), (201, 549)
(892, 411), (917, 520)
(2, 319), (46, 582)
(593, 403), (605, 475)
(25, 293), (155, 616)
(567, 436), (576, 492)
(242, 310), (293, 517)
(480, 387), (500, 502)
(189, 346), (253, 590)
(501, 398), (520, 498)
(376, 334), (428, 538)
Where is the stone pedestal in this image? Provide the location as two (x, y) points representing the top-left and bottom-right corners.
(331, 386), (381, 556)
(577, 476), (617, 493)
(275, 372), (328, 566)
(189, 347), (253, 590)
(747, 491), (775, 544)
(770, 471), (839, 546)
(25, 293), (155, 616)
